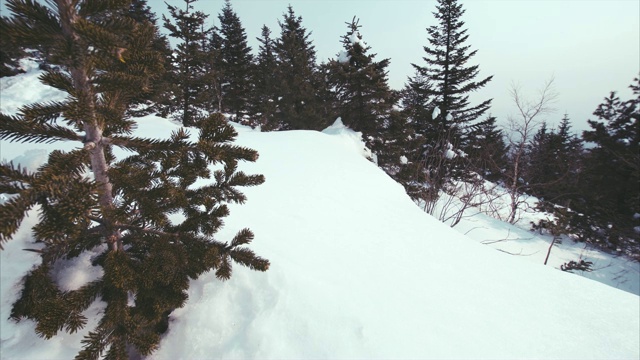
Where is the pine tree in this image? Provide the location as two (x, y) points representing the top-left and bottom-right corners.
(325, 17), (396, 146)
(216, 0), (253, 119)
(250, 25), (279, 130)
(411, 0), (492, 139)
(163, 0), (209, 126)
(0, 1), (268, 358)
(273, 5), (327, 130)
(579, 78), (639, 250)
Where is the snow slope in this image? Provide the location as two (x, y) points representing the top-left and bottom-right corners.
(1, 62), (639, 359)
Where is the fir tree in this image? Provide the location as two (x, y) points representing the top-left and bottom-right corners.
(326, 17), (396, 146)
(122, 0), (173, 117)
(411, 0), (492, 139)
(273, 5), (327, 130)
(402, 0), (495, 216)
(163, 0), (209, 126)
(580, 78), (639, 249)
(250, 25), (279, 130)
(465, 115), (508, 183)
(526, 115), (583, 207)
(216, 0), (253, 119)
(202, 26), (224, 114)
(0, 1), (268, 358)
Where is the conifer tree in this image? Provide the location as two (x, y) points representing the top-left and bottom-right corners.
(163, 0), (209, 126)
(0, 1), (268, 358)
(398, 0), (494, 213)
(0, 16), (26, 77)
(250, 25), (279, 129)
(216, 0), (253, 119)
(374, 109), (423, 196)
(526, 115), (583, 207)
(326, 17), (395, 146)
(273, 5), (327, 130)
(465, 116), (508, 183)
(411, 0), (492, 140)
(579, 78), (639, 249)
(122, 0), (173, 117)
(202, 26), (224, 114)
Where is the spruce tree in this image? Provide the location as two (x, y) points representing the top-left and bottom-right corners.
(0, 1), (268, 358)
(216, 0), (253, 119)
(580, 78), (639, 250)
(273, 5), (327, 130)
(163, 0), (209, 126)
(526, 115), (582, 207)
(250, 25), (279, 130)
(400, 0), (492, 210)
(326, 17), (395, 145)
(411, 0), (492, 138)
(465, 116), (508, 183)
(122, 0), (173, 117)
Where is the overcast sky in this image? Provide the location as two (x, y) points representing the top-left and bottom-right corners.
(146, 0), (638, 133)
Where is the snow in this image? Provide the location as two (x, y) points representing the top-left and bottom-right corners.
(337, 49), (350, 63)
(349, 32), (360, 45)
(400, 155), (408, 164)
(444, 142), (457, 159)
(432, 106), (441, 119)
(1, 61), (639, 360)
(446, 112), (453, 121)
(321, 117), (372, 159)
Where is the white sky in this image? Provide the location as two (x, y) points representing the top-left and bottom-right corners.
(2, 0), (638, 132)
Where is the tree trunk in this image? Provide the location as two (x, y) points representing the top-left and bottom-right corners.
(56, 0), (122, 252)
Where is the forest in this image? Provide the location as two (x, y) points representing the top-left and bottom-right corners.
(0, 0), (638, 359)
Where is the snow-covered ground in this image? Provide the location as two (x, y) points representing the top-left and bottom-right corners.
(1, 61), (639, 359)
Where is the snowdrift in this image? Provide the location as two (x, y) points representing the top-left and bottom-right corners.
(151, 125), (639, 360)
(1, 64), (638, 359)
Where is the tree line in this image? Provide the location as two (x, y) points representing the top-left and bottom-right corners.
(0, 0), (638, 358)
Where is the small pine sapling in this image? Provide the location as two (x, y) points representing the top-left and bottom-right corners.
(0, 1), (268, 359)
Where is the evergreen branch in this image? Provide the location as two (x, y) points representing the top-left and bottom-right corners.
(0, 162), (34, 194)
(0, 113), (83, 144)
(114, 223), (179, 238)
(230, 228), (254, 247)
(230, 247), (270, 272)
(76, 327), (112, 360)
(42, 149), (91, 178)
(0, 189), (37, 249)
(74, 18), (122, 52)
(18, 100), (68, 124)
(65, 280), (104, 314)
(215, 255), (232, 280)
(4, 0), (62, 47)
(109, 135), (183, 152)
(39, 69), (74, 94)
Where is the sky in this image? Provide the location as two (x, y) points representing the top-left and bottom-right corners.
(147, 0), (640, 133)
(2, 0), (638, 133)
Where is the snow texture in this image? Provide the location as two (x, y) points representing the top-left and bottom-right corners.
(1, 61), (639, 360)
(337, 50), (350, 63)
(432, 106), (441, 119)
